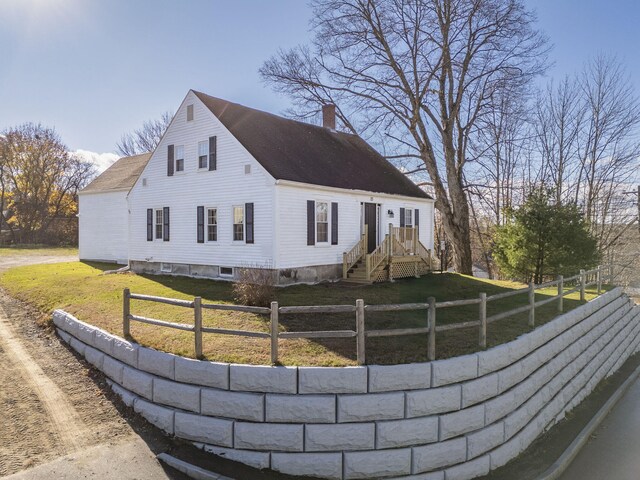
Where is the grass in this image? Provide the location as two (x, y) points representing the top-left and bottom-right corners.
(0, 245), (78, 256)
(0, 261), (609, 366)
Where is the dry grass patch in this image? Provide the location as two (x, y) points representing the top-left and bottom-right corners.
(0, 261), (610, 366)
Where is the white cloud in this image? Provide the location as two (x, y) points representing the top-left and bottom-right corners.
(74, 149), (119, 174)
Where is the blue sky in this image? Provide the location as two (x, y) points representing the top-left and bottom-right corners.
(1, 0), (639, 164)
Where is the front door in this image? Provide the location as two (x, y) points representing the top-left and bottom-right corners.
(364, 202), (378, 253)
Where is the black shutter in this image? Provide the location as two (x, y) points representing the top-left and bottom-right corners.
(414, 209), (419, 237)
(163, 207), (170, 241)
(399, 208), (405, 227)
(197, 206), (204, 243)
(307, 200), (315, 245)
(331, 202), (338, 245)
(245, 203), (254, 244)
(209, 136), (217, 171)
(167, 145), (174, 176)
(146, 209), (153, 241)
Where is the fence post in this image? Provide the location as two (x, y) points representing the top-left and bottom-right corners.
(596, 265), (602, 295)
(427, 297), (436, 361)
(194, 297), (203, 359)
(270, 301), (279, 364)
(356, 299), (366, 365)
(479, 293), (487, 349)
(580, 269), (586, 302)
(528, 283), (535, 328)
(557, 275), (564, 313)
(123, 288), (131, 337)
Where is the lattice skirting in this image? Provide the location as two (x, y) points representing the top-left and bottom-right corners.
(372, 260), (430, 282)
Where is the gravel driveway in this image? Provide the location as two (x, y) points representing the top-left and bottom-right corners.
(0, 255), (181, 479)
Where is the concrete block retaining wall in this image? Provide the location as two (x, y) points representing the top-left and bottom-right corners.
(53, 288), (640, 480)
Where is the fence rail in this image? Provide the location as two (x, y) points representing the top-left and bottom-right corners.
(122, 265), (610, 364)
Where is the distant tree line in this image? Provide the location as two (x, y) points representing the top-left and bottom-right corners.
(0, 124), (95, 245)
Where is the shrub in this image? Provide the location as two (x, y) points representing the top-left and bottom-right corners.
(232, 266), (276, 307)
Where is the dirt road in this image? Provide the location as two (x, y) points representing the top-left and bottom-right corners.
(0, 255), (180, 479)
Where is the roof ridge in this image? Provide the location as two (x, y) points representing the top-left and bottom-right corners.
(191, 89), (359, 138)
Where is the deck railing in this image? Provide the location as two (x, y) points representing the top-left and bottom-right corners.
(123, 265), (609, 365)
(342, 232), (367, 278)
(365, 235), (389, 278)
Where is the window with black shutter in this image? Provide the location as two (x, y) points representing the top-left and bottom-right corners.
(146, 209), (153, 241)
(331, 202), (338, 245)
(307, 200), (315, 245)
(399, 207), (405, 227)
(245, 203), (254, 244)
(167, 145), (174, 176)
(209, 136), (217, 171)
(415, 209), (420, 237)
(197, 206), (204, 243)
(163, 207), (170, 241)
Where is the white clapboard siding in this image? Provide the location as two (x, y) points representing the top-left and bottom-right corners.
(274, 183), (434, 269)
(127, 91), (276, 268)
(79, 190), (129, 264)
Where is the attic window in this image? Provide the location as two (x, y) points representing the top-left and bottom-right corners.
(187, 104), (194, 121)
(244, 164), (251, 175)
(142, 178), (147, 187)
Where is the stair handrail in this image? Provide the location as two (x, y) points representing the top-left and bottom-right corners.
(391, 235), (410, 256)
(343, 232), (367, 278)
(415, 240), (433, 269)
(366, 235), (389, 279)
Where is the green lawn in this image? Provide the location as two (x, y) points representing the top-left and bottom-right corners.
(0, 245), (78, 256)
(0, 261), (608, 366)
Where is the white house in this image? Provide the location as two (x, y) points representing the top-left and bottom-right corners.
(79, 90), (435, 284)
(78, 152), (150, 264)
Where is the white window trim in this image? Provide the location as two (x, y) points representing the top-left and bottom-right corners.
(404, 207), (414, 228)
(220, 266), (234, 277)
(315, 200), (330, 246)
(174, 145), (185, 173)
(206, 207), (218, 242)
(154, 208), (164, 241)
(232, 205), (245, 242)
(198, 140), (209, 170)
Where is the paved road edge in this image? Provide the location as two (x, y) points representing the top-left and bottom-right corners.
(536, 362), (640, 480)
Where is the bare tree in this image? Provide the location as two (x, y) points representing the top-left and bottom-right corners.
(534, 76), (585, 204)
(116, 111), (173, 156)
(0, 124), (95, 244)
(260, 0), (548, 274)
(575, 56), (640, 248)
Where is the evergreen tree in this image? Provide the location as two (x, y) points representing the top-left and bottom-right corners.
(493, 191), (599, 283)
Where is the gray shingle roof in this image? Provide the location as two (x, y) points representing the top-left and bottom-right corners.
(80, 153), (151, 194)
(193, 91), (431, 199)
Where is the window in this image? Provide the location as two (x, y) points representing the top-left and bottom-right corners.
(244, 164), (251, 174)
(175, 145), (184, 172)
(220, 267), (233, 276)
(186, 104), (194, 121)
(404, 208), (413, 228)
(316, 201), (329, 243)
(161, 263), (172, 273)
(233, 206), (244, 241)
(198, 141), (208, 169)
(155, 209), (163, 239)
(207, 208), (217, 241)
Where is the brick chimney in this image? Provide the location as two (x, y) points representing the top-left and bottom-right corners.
(322, 104), (336, 130)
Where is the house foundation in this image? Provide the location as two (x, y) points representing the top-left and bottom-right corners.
(129, 260), (342, 286)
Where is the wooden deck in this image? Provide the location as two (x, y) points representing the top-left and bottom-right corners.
(343, 226), (433, 283)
